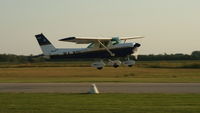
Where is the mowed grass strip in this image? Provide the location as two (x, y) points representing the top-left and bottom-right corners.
(0, 60), (200, 68)
(0, 67), (200, 83)
(0, 93), (200, 113)
(137, 60), (200, 68)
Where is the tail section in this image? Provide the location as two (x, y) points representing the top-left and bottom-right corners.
(35, 33), (56, 55)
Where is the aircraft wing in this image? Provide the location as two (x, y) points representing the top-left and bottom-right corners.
(120, 36), (144, 40)
(59, 37), (112, 44)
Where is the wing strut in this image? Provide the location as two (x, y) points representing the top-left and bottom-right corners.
(97, 40), (115, 57)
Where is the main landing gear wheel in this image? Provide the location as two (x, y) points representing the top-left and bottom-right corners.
(91, 61), (105, 70)
(97, 67), (103, 70)
(113, 63), (119, 68)
(108, 60), (121, 68)
(128, 65), (133, 67)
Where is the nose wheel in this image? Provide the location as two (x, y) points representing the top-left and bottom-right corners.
(123, 56), (136, 67)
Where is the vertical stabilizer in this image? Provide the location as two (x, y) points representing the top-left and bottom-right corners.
(35, 33), (56, 55)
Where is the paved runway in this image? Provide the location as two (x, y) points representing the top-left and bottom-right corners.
(0, 83), (200, 93)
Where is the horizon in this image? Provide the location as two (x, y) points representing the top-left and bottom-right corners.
(0, 51), (198, 56)
(0, 0), (199, 55)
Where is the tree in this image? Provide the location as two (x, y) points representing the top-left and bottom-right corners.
(191, 51), (200, 59)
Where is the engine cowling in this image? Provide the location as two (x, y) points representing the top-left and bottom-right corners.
(91, 61), (105, 70)
(123, 60), (135, 67)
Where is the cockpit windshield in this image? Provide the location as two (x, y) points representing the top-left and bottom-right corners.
(111, 37), (121, 45)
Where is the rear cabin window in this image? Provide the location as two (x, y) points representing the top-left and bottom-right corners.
(87, 43), (95, 48)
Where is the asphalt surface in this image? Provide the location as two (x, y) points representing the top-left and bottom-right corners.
(0, 83), (200, 93)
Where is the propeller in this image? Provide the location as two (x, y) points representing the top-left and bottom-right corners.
(132, 47), (139, 60)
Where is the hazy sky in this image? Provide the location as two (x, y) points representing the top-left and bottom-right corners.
(0, 0), (199, 55)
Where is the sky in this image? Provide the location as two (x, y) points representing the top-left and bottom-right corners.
(0, 0), (200, 55)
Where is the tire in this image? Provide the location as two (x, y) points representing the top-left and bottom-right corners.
(113, 64), (119, 68)
(97, 67), (103, 70)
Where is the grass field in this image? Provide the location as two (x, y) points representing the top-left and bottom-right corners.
(0, 93), (199, 113)
(0, 60), (200, 83)
(0, 61), (199, 113)
(0, 60), (200, 68)
(0, 67), (200, 83)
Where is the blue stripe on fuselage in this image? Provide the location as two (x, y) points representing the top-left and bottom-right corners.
(50, 47), (134, 59)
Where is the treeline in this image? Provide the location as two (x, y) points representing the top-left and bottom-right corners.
(0, 51), (199, 63)
(0, 54), (45, 63)
(137, 51), (200, 61)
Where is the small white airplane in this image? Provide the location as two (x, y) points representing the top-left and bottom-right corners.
(35, 33), (143, 70)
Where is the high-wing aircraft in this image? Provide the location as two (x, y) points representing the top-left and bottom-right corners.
(35, 33), (143, 69)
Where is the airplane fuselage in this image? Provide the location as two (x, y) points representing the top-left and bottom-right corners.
(48, 43), (139, 59)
